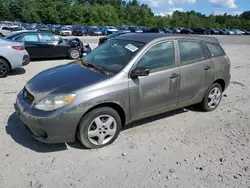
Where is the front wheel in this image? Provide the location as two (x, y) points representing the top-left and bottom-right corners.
(199, 83), (223, 112)
(68, 48), (81, 59)
(77, 107), (122, 149)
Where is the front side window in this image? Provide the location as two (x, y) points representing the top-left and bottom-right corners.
(178, 41), (205, 64)
(206, 43), (225, 57)
(40, 33), (59, 42)
(83, 39), (145, 74)
(137, 41), (175, 71)
(18, 34), (39, 42)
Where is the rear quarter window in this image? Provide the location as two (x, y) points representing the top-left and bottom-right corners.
(206, 43), (225, 57)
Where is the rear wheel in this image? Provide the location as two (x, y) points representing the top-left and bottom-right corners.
(199, 83), (222, 112)
(0, 58), (10, 78)
(77, 107), (121, 149)
(68, 48), (81, 59)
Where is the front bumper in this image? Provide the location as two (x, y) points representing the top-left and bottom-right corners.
(15, 90), (79, 144)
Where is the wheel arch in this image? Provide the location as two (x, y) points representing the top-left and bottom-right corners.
(213, 78), (225, 91)
(75, 102), (127, 138)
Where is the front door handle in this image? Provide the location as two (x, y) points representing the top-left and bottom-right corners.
(169, 73), (179, 79)
(204, 65), (212, 70)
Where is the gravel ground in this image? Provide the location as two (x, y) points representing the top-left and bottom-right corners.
(0, 36), (250, 188)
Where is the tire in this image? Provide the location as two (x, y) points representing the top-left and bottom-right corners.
(77, 107), (122, 149)
(199, 83), (223, 112)
(0, 58), (10, 78)
(68, 48), (81, 59)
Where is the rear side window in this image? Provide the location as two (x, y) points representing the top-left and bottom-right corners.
(178, 41), (205, 64)
(18, 34), (39, 42)
(206, 43), (225, 57)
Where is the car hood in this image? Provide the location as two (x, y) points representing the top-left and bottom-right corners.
(25, 63), (111, 101)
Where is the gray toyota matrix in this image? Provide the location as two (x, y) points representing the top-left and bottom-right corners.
(15, 33), (231, 149)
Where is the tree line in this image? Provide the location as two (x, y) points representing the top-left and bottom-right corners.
(1, 0), (250, 30)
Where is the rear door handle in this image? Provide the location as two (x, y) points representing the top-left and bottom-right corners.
(169, 73), (179, 79)
(204, 65), (212, 70)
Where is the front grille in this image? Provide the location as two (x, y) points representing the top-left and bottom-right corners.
(23, 87), (34, 104)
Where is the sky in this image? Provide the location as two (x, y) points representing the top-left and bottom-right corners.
(138, 0), (249, 16)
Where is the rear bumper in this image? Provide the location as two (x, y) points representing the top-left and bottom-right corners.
(225, 74), (231, 91)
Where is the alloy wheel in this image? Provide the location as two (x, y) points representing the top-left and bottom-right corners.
(207, 87), (222, 109)
(0, 61), (7, 77)
(87, 115), (117, 146)
(70, 50), (80, 59)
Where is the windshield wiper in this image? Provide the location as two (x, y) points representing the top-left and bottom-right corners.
(75, 59), (112, 75)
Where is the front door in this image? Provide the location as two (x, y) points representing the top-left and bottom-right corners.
(129, 41), (180, 120)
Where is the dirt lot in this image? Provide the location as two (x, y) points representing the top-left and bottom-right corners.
(0, 36), (250, 188)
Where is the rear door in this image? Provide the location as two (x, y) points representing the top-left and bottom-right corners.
(177, 40), (213, 104)
(16, 33), (41, 58)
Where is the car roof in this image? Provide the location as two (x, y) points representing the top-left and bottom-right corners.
(115, 33), (219, 44)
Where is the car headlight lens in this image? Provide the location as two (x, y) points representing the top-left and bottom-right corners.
(35, 94), (76, 111)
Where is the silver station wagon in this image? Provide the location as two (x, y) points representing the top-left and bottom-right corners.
(15, 33), (231, 149)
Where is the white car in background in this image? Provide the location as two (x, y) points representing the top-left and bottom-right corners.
(232, 29), (245, 35)
(0, 38), (30, 78)
(0, 25), (20, 36)
(59, 27), (72, 36)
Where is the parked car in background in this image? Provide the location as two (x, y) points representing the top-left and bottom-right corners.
(15, 33), (231, 149)
(172, 28), (182, 34)
(58, 27), (72, 36)
(38, 25), (50, 32)
(207, 28), (220, 35)
(24, 26), (37, 31)
(0, 25), (19, 36)
(98, 31), (128, 45)
(216, 29), (227, 35)
(128, 26), (143, 33)
(225, 29), (235, 35)
(116, 26), (131, 33)
(180, 28), (194, 34)
(192, 28), (210, 35)
(0, 38), (30, 78)
(242, 29), (250, 35)
(102, 26), (118, 35)
(5, 31), (91, 59)
(72, 27), (86, 36)
(232, 29), (245, 35)
(145, 28), (165, 33)
(164, 28), (174, 33)
(87, 28), (102, 36)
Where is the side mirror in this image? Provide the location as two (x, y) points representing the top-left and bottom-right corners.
(58, 38), (63, 44)
(130, 67), (149, 78)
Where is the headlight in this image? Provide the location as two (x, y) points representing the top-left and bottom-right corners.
(35, 94), (76, 111)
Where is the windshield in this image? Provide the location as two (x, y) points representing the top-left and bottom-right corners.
(82, 39), (145, 74)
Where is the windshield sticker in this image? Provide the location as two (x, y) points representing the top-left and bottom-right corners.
(125, 44), (139, 52)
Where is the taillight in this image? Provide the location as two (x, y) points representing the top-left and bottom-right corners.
(12, 46), (24, 51)
(225, 55), (231, 66)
